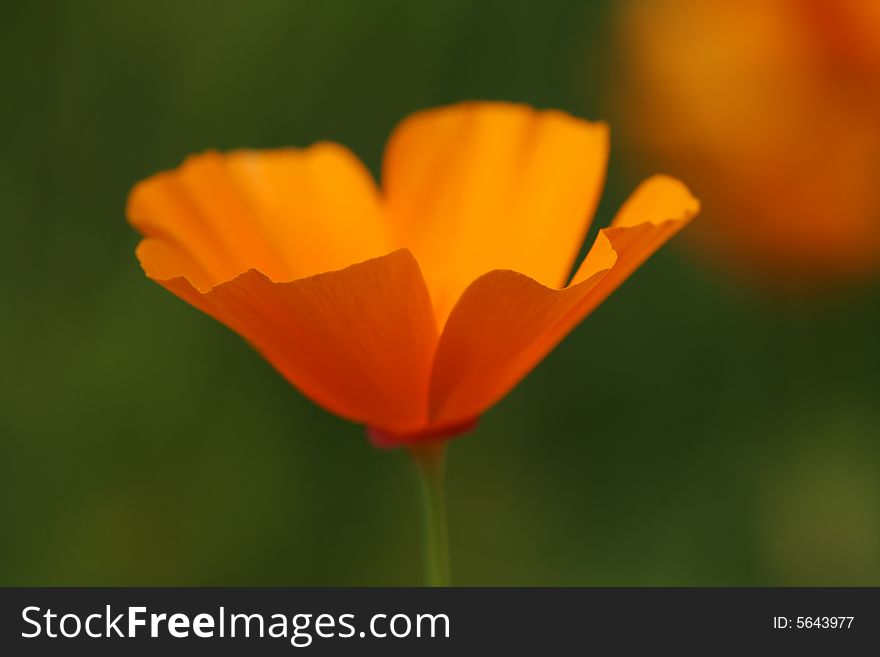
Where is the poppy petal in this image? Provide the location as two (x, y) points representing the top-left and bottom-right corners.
(128, 144), (392, 290)
(428, 175), (699, 426)
(382, 101), (609, 325)
(571, 174), (701, 284)
(149, 249), (438, 433)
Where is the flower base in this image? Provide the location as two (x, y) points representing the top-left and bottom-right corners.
(366, 417), (479, 449)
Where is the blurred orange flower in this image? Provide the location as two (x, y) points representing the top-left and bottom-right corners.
(127, 102), (697, 447)
(617, 0), (880, 288)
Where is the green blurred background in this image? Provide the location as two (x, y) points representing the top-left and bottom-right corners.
(2, 0), (879, 585)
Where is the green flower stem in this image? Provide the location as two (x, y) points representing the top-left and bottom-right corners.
(409, 441), (451, 587)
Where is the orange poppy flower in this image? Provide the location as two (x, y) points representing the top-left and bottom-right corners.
(616, 0), (880, 288)
(127, 102), (698, 448)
